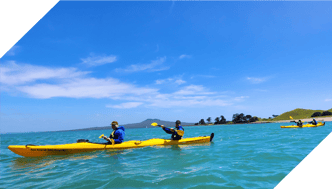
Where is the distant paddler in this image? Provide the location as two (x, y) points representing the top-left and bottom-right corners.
(295, 120), (303, 127)
(310, 118), (318, 126)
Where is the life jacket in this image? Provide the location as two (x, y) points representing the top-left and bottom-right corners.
(171, 126), (184, 140)
(109, 126), (125, 139)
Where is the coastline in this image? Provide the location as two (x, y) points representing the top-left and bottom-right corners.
(274, 116), (332, 123)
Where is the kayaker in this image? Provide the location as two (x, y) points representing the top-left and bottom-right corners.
(102, 121), (125, 144)
(161, 120), (184, 140)
(296, 120), (303, 127)
(312, 118), (317, 125)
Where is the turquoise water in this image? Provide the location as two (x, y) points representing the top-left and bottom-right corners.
(1, 122), (331, 188)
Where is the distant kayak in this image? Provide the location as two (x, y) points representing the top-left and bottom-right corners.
(8, 133), (214, 157)
(280, 122), (325, 128)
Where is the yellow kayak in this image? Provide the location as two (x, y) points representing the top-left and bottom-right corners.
(281, 122), (325, 128)
(8, 133), (214, 157)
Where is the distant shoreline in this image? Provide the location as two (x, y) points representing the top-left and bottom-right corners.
(3, 117), (331, 135)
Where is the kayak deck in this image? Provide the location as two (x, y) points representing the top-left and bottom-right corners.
(280, 122), (325, 128)
(8, 133), (214, 157)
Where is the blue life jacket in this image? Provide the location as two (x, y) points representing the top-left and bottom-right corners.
(109, 126), (125, 144)
(313, 119), (317, 125)
(163, 126), (184, 140)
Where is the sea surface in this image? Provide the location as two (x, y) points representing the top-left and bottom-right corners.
(1, 122), (332, 189)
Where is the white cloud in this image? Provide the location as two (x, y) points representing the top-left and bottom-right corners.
(190, 75), (216, 79)
(116, 57), (168, 73)
(179, 54), (191, 59)
(325, 99), (332, 102)
(148, 97), (231, 108)
(174, 79), (186, 85)
(81, 54), (117, 67)
(173, 85), (215, 95)
(0, 61), (88, 85)
(247, 77), (267, 84)
(2, 62), (249, 109)
(155, 77), (186, 85)
(106, 102), (143, 109)
(5, 45), (20, 56)
(17, 78), (157, 99)
(234, 96), (249, 102)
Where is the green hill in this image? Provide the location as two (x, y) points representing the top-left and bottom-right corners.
(273, 108), (331, 121)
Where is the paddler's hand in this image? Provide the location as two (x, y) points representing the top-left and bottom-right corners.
(170, 128), (175, 132)
(161, 125), (164, 128)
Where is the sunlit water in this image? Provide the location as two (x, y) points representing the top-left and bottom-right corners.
(1, 122), (331, 188)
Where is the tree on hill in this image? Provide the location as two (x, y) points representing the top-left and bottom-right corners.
(250, 116), (259, 122)
(233, 113), (246, 123)
(322, 111), (332, 116)
(215, 117), (220, 124)
(220, 115), (226, 124)
(245, 115), (252, 122)
(207, 117), (211, 123)
(311, 112), (322, 117)
(199, 119), (206, 125)
(272, 114), (279, 118)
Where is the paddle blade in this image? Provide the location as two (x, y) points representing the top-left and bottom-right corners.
(151, 122), (158, 126)
(99, 134), (104, 138)
(289, 116), (293, 119)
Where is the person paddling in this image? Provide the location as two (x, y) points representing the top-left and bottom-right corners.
(312, 118), (317, 125)
(296, 120), (303, 127)
(161, 120), (184, 140)
(102, 121), (125, 144)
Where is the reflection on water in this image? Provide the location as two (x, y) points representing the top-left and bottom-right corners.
(11, 151), (101, 170)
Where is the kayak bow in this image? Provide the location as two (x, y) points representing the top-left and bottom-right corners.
(8, 133), (215, 157)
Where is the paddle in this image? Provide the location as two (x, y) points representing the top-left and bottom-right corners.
(99, 134), (115, 145)
(151, 122), (184, 136)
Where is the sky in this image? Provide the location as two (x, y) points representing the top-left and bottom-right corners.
(1, 2), (332, 133)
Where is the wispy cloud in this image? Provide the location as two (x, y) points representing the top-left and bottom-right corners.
(247, 77), (268, 84)
(190, 75), (216, 79)
(81, 54), (117, 67)
(325, 99), (332, 102)
(5, 45), (20, 56)
(106, 102), (143, 109)
(116, 57), (168, 73)
(17, 78), (157, 99)
(2, 62), (249, 109)
(234, 96), (249, 102)
(173, 85), (215, 95)
(0, 61), (88, 85)
(155, 76), (186, 85)
(179, 54), (191, 59)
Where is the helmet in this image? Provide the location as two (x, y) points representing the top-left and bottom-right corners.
(111, 121), (119, 127)
(175, 120), (181, 125)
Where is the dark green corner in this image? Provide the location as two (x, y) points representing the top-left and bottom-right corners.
(0, 0), (59, 57)
(276, 134), (332, 189)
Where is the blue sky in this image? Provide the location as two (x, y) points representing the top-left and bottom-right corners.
(1, 2), (332, 133)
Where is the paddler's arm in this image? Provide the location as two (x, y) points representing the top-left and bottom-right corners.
(102, 136), (114, 143)
(161, 125), (175, 134)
